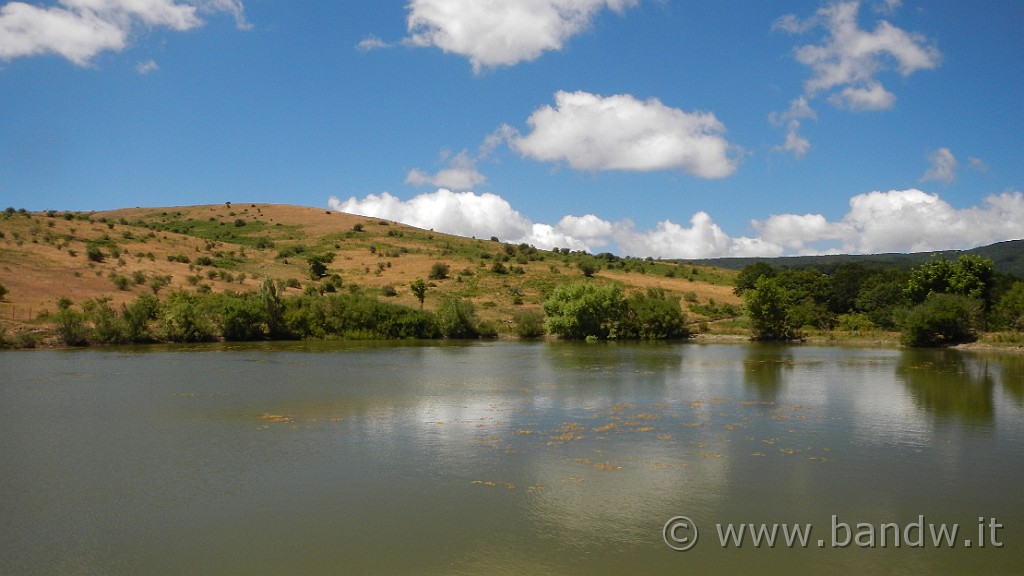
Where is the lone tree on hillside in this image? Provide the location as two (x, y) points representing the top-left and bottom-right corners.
(410, 278), (427, 309)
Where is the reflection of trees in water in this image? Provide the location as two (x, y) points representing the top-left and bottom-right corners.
(542, 341), (685, 374)
(896, 349), (994, 425)
(998, 355), (1024, 405)
(743, 345), (793, 401)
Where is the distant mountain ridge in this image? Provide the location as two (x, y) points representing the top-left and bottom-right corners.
(687, 239), (1024, 277)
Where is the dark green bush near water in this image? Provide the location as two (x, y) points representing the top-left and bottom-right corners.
(900, 293), (979, 347)
(543, 282), (688, 340)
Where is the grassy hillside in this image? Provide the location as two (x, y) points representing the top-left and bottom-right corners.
(0, 204), (741, 344)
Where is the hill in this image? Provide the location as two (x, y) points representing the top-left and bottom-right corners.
(0, 204), (740, 341)
(688, 239), (1024, 276)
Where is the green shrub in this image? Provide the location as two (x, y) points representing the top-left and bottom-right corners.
(619, 288), (690, 340)
(0, 282), (7, 301)
(514, 309), (546, 338)
(428, 262), (450, 280)
(435, 296), (483, 339)
(86, 244), (105, 263)
(543, 282), (624, 340)
(159, 291), (216, 342)
(122, 293), (159, 342)
(55, 307), (89, 346)
(217, 293), (267, 341)
(900, 293), (979, 347)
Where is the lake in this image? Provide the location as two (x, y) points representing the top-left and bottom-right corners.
(1, 341), (1022, 574)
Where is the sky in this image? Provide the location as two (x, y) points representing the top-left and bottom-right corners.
(2, 0), (1023, 258)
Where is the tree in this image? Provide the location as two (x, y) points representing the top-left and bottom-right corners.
(993, 282), (1024, 331)
(900, 293), (979, 347)
(543, 282), (624, 340)
(734, 262), (775, 295)
(258, 276), (288, 338)
(410, 278), (427, 309)
(905, 255), (994, 306)
(306, 253), (335, 280)
(744, 276), (798, 340)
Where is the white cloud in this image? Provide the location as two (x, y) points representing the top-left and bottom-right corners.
(773, 120), (812, 159)
(754, 189), (1024, 254)
(356, 35), (390, 51)
(510, 90), (740, 178)
(873, 0), (902, 15)
(769, 96), (816, 159)
(328, 189), (533, 242)
(330, 188), (1024, 259)
(405, 150), (487, 190)
(776, 1), (940, 111)
(135, 58), (158, 74)
(404, 0), (638, 73)
(0, 0), (248, 65)
(921, 147), (957, 183)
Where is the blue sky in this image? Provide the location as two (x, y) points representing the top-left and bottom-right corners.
(2, 0), (1023, 258)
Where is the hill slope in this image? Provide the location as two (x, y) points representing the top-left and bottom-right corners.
(0, 204), (740, 335)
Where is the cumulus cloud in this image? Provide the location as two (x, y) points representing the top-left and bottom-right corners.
(404, 0), (638, 72)
(0, 0), (248, 65)
(329, 188), (1024, 259)
(329, 189), (534, 242)
(921, 147), (957, 183)
(769, 97), (816, 159)
(405, 150), (487, 191)
(510, 90), (740, 178)
(775, 1), (940, 111)
(754, 189), (1024, 254)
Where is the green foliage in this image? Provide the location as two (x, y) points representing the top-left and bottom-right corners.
(86, 243), (105, 263)
(734, 262), (775, 295)
(905, 255), (995, 306)
(282, 292), (439, 340)
(0, 282), (7, 300)
(258, 277), (288, 339)
(82, 297), (127, 344)
(993, 282), (1024, 331)
(108, 272), (131, 291)
(159, 290), (216, 342)
(836, 312), (876, 332)
(306, 252), (335, 280)
(54, 307), (89, 346)
(577, 260), (598, 277)
(854, 270), (908, 330)
(744, 276), (798, 341)
(618, 288), (690, 340)
(410, 278), (427, 308)
(900, 293), (979, 347)
(216, 292), (266, 341)
(122, 293), (159, 342)
(543, 282), (624, 340)
(435, 296), (484, 338)
(428, 262), (450, 280)
(514, 309), (546, 338)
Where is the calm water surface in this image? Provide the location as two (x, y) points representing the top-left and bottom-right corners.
(1, 341), (1022, 574)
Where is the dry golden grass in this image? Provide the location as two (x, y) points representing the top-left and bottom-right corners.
(0, 203), (740, 335)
